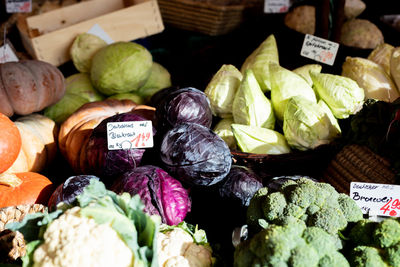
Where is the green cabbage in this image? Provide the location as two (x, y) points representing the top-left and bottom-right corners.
(240, 34), (279, 92)
(90, 41), (153, 95)
(270, 63), (317, 121)
(293, 64), (322, 86)
(310, 71), (365, 119)
(107, 93), (144, 104)
(204, 64), (242, 118)
(342, 56), (399, 103)
(137, 62), (172, 102)
(391, 47), (400, 91)
(368, 43), (394, 75)
(232, 69), (275, 129)
(283, 96), (341, 151)
(231, 124), (290, 154)
(213, 117), (236, 149)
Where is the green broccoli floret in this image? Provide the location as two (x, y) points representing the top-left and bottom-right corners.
(318, 251), (350, 267)
(314, 182), (339, 207)
(302, 226), (339, 257)
(385, 242), (400, 267)
(287, 179), (318, 208)
(307, 206), (348, 235)
(247, 187), (269, 230)
(373, 218), (400, 248)
(337, 193), (363, 222)
(282, 203), (306, 219)
(349, 219), (376, 246)
(350, 246), (387, 267)
(262, 192), (287, 221)
(289, 244), (319, 267)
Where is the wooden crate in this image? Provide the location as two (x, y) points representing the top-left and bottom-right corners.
(16, 0), (164, 66)
(157, 0), (245, 36)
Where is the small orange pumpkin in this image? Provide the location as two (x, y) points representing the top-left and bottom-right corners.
(0, 172), (53, 208)
(0, 113), (21, 173)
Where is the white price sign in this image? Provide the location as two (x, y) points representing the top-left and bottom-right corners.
(300, 34), (339, 66)
(350, 182), (400, 217)
(264, 0), (290, 13)
(107, 121), (153, 150)
(0, 43), (19, 63)
(6, 0), (32, 13)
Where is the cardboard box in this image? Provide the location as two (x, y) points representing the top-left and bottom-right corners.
(17, 0), (164, 66)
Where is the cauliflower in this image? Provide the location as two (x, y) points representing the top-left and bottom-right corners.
(32, 207), (133, 267)
(157, 224), (213, 267)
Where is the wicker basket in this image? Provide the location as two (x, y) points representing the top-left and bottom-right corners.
(321, 144), (397, 194)
(157, 0), (246, 35)
(0, 204), (46, 262)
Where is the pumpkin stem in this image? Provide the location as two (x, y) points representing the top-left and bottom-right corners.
(0, 173), (22, 187)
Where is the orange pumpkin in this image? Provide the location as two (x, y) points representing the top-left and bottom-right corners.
(0, 113), (21, 173)
(0, 172), (53, 208)
(58, 99), (137, 173)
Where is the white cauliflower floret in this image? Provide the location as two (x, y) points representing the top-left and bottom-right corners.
(33, 207), (133, 267)
(157, 227), (213, 267)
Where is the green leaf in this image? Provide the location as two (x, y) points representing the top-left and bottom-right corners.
(21, 240), (42, 267)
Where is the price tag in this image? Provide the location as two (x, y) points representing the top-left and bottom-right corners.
(107, 121), (153, 150)
(6, 0), (32, 13)
(0, 42), (19, 63)
(264, 0), (290, 13)
(87, 24), (114, 44)
(300, 34), (339, 66)
(350, 182), (400, 217)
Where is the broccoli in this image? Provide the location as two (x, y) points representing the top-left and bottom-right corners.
(307, 206), (348, 235)
(289, 244), (319, 267)
(373, 218), (400, 248)
(302, 227), (338, 257)
(247, 187), (269, 231)
(262, 192), (287, 221)
(318, 251), (350, 267)
(350, 246), (387, 267)
(385, 242), (400, 267)
(348, 219), (376, 246)
(337, 193), (364, 222)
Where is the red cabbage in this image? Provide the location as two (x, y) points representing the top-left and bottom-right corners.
(111, 165), (191, 225)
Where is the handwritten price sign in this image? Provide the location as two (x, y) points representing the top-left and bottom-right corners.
(107, 121), (153, 150)
(350, 182), (400, 217)
(6, 0), (32, 13)
(264, 0), (290, 13)
(0, 42), (19, 63)
(300, 34), (339, 66)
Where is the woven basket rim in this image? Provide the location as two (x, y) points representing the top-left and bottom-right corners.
(158, 0), (246, 11)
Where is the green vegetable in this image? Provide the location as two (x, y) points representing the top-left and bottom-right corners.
(342, 56), (399, 102)
(283, 96), (341, 151)
(204, 64), (242, 118)
(310, 71), (365, 119)
(292, 64), (322, 86)
(232, 69), (275, 129)
(368, 43), (395, 75)
(91, 41), (153, 95)
(270, 63), (317, 121)
(350, 246), (387, 267)
(240, 34), (279, 92)
(137, 62), (172, 103)
(108, 92), (144, 104)
(231, 123), (290, 155)
(70, 33), (107, 73)
(213, 117), (236, 149)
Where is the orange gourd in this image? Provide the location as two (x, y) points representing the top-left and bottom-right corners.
(0, 113), (21, 173)
(0, 172), (53, 208)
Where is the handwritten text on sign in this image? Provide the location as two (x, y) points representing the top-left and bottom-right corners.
(6, 0), (32, 13)
(107, 121), (153, 150)
(0, 43), (19, 63)
(350, 182), (400, 217)
(264, 0), (290, 13)
(300, 34), (339, 66)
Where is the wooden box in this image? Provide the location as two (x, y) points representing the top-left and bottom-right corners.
(17, 0), (164, 66)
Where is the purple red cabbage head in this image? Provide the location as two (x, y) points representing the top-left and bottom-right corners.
(111, 165), (191, 225)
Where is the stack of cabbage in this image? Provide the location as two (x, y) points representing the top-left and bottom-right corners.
(205, 34), (365, 154)
(45, 33), (172, 124)
(342, 43), (400, 103)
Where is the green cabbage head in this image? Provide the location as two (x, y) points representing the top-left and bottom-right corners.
(293, 64), (322, 86)
(137, 62), (172, 102)
(310, 71), (365, 119)
(283, 96), (341, 151)
(90, 41), (153, 95)
(213, 117), (236, 150)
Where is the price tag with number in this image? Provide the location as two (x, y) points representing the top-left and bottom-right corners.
(6, 0), (32, 13)
(107, 121), (153, 150)
(300, 34), (339, 66)
(264, 0), (290, 13)
(350, 182), (400, 217)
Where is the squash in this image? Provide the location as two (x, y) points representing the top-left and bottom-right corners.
(6, 114), (58, 173)
(58, 99), (137, 173)
(0, 113), (21, 173)
(0, 60), (66, 117)
(0, 172), (53, 208)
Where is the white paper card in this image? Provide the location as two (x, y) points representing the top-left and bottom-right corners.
(350, 182), (400, 217)
(0, 43), (19, 63)
(6, 0), (32, 13)
(300, 34), (339, 66)
(87, 24), (114, 44)
(107, 121), (153, 150)
(264, 0), (290, 13)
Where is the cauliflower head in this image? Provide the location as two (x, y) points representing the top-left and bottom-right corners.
(157, 226), (213, 267)
(33, 207), (133, 267)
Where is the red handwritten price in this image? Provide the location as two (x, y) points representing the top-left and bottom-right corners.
(320, 51), (334, 63)
(130, 132), (151, 148)
(380, 198), (400, 217)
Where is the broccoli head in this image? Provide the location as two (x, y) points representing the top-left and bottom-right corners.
(350, 246), (387, 267)
(288, 244), (319, 267)
(373, 218), (400, 248)
(318, 251), (350, 267)
(349, 219), (376, 246)
(302, 226), (339, 257)
(338, 193), (364, 222)
(262, 192), (287, 221)
(307, 206), (348, 235)
(385, 242), (400, 267)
